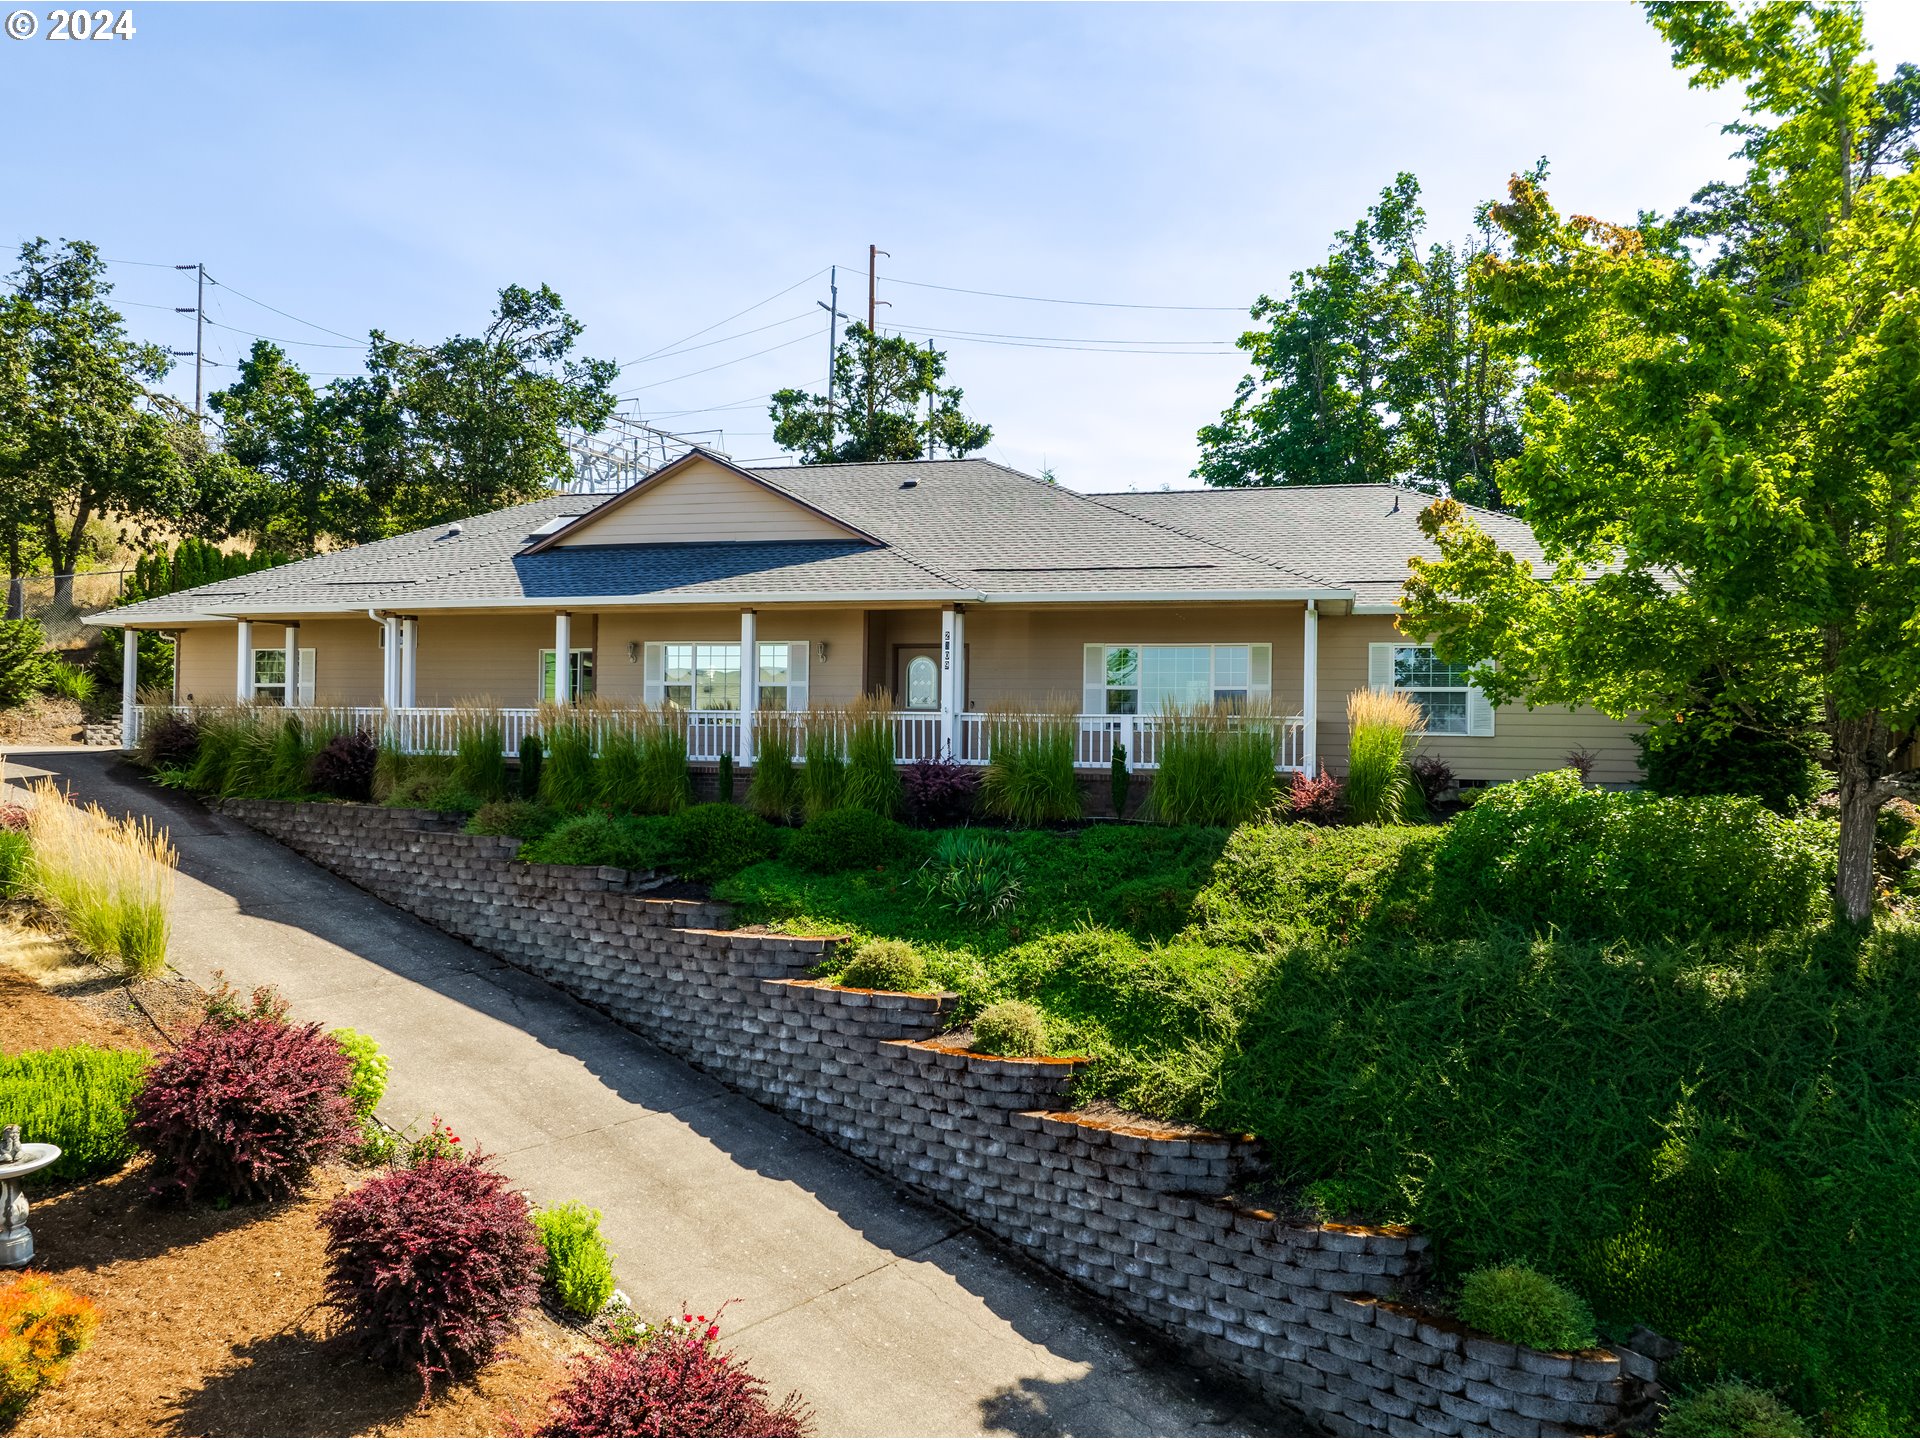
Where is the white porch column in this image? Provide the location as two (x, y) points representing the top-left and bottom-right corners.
(553, 611), (572, 704)
(940, 606), (966, 759)
(284, 624), (301, 709)
(400, 617), (418, 707)
(236, 619), (254, 700)
(1302, 601), (1320, 775)
(738, 609), (758, 764)
(121, 627), (139, 747)
(381, 615), (401, 707)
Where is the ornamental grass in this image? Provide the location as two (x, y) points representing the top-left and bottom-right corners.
(539, 701), (600, 811)
(747, 711), (800, 822)
(25, 780), (176, 978)
(981, 702), (1080, 825)
(1149, 703), (1277, 826)
(449, 701), (509, 801)
(842, 693), (901, 819)
(799, 707), (848, 820)
(1345, 687), (1424, 825)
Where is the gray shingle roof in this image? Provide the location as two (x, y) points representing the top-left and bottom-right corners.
(94, 455), (1528, 626)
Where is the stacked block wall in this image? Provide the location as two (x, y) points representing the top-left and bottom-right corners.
(219, 799), (1656, 1436)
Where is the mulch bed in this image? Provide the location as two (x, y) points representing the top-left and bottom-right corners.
(4, 934), (587, 1437)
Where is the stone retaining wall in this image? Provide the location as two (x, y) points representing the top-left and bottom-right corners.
(219, 797), (1660, 1436)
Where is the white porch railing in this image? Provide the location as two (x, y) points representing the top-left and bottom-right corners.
(133, 705), (1307, 773)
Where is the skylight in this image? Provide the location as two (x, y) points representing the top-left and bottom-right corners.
(527, 515), (587, 538)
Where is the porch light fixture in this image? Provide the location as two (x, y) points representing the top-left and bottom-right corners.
(817, 641), (830, 662)
(627, 641), (639, 662)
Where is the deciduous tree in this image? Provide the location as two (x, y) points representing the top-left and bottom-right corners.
(1401, 0), (1920, 925)
(770, 322), (991, 464)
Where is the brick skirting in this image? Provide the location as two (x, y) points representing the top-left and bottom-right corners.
(218, 797), (1660, 1437)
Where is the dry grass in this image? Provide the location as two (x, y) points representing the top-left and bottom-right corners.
(22, 781), (176, 978)
(1345, 688), (1426, 824)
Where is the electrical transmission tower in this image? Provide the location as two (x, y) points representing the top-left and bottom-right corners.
(558, 411), (722, 494)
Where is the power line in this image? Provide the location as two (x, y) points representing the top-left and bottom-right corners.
(891, 320), (1233, 345)
(620, 267), (828, 366)
(203, 317), (363, 350)
(624, 310), (816, 366)
(895, 330), (1240, 356)
(616, 326), (826, 397)
(848, 266), (1246, 312)
(208, 275), (366, 344)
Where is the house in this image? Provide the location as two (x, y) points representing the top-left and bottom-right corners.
(94, 449), (1640, 785)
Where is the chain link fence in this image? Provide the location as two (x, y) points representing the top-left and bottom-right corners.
(5, 570), (131, 648)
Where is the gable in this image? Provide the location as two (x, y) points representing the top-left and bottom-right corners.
(550, 455), (862, 548)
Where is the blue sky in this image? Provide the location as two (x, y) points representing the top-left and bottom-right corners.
(7, 1), (1917, 494)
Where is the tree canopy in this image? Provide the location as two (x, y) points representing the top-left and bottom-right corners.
(1400, 0), (1920, 925)
(770, 322), (992, 464)
(1195, 173), (1524, 508)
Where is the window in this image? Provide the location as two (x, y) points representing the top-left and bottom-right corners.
(539, 648), (596, 702)
(1085, 643), (1271, 715)
(643, 641), (810, 711)
(904, 654), (939, 710)
(1371, 643), (1493, 736)
(251, 648), (315, 706)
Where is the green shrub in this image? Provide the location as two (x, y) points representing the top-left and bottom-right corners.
(222, 717), (279, 797)
(1660, 1383), (1809, 1438)
(633, 714), (691, 815)
(1149, 707), (1277, 826)
(41, 659), (96, 704)
(467, 800), (562, 841)
(970, 1000), (1049, 1057)
(838, 938), (928, 991)
(0, 618), (51, 707)
(666, 804), (780, 882)
(715, 752), (734, 804)
(450, 707), (508, 802)
(522, 812), (677, 872)
(541, 709), (599, 810)
(788, 809), (919, 875)
(185, 711), (245, 793)
(379, 754), (453, 808)
(423, 780), (485, 815)
(1110, 742), (1130, 820)
(842, 699), (901, 818)
(532, 1201), (617, 1317)
(329, 1028), (390, 1120)
(0, 1044), (150, 1181)
(598, 725), (646, 812)
(800, 716), (847, 821)
(1635, 689), (1825, 816)
(371, 738), (408, 803)
(981, 709), (1080, 825)
(1456, 1264), (1597, 1352)
(0, 831), (28, 899)
(1431, 769), (1834, 938)
(517, 735), (544, 800)
(1345, 689), (1422, 825)
(748, 715), (801, 823)
(267, 714), (314, 797)
(921, 829), (1024, 921)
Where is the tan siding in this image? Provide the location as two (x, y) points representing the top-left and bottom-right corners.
(414, 614), (559, 706)
(175, 626), (233, 704)
(962, 604), (1312, 713)
(1318, 614), (1643, 786)
(592, 609), (868, 706)
(554, 458), (852, 546)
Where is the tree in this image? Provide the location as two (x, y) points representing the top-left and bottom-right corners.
(1194, 173), (1523, 509)
(1400, 0), (1920, 926)
(769, 322), (992, 464)
(209, 341), (356, 552)
(347, 284), (617, 537)
(0, 239), (219, 612)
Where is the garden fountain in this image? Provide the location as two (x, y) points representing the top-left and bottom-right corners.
(0, 1124), (61, 1267)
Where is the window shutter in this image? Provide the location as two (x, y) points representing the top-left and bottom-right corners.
(642, 642), (665, 705)
(297, 649), (316, 706)
(1368, 642), (1396, 692)
(1249, 643), (1272, 704)
(786, 642), (809, 712)
(1467, 663), (1496, 736)
(1083, 644), (1105, 715)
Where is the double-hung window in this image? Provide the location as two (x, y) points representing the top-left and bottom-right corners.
(1084, 643), (1271, 714)
(642, 641), (810, 711)
(251, 648), (315, 706)
(1370, 643), (1494, 736)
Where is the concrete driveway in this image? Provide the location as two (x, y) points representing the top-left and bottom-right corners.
(2, 747), (1292, 1438)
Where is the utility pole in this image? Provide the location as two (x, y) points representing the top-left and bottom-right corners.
(925, 338), (935, 461)
(867, 244), (889, 438)
(815, 266), (849, 451)
(173, 262), (207, 417)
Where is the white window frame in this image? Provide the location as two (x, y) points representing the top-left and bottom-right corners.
(251, 648), (315, 706)
(642, 640), (809, 712)
(1083, 643), (1272, 715)
(539, 648), (596, 703)
(1370, 642), (1494, 737)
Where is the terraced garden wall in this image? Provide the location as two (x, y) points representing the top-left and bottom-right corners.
(218, 798), (1664, 1438)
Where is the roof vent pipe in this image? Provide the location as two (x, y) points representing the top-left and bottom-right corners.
(899, 478), (918, 489)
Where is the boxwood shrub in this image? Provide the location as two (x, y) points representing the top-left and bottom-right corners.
(0, 1045), (150, 1182)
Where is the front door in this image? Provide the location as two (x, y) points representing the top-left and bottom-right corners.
(896, 646), (940, 710)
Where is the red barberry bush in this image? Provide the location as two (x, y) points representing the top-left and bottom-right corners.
(1284, 766), (1344, 825)
(320, 1152), (544, 1393)
(538, 1317), (813, 1438)
(131, 1015), (360, 1203)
